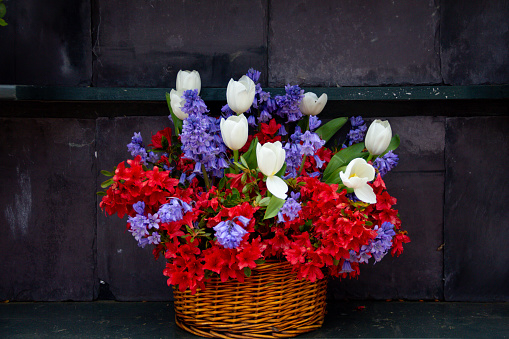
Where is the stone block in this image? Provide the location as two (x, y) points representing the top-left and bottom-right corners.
(0, 0), (92, 85)
(444, 116), (509, 301)
(441, 0), (509, 85)
(0, 118), (97, 300)
(93, 0), (267, 87)
(269, 0), (441, 86)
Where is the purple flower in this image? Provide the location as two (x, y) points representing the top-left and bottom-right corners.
(181, 89), (208, 116)
(300, 131), (325, 156)
(339, 260), (354, 274)
(350, 116), (365, 127)
(352, 222), (396, 264)
(213, 217), (250, 249)
(246, 68), (261, 83)
(147, 231), (161, 245)
(180, 104), (229, 178)
(247, 115), (257, 127)
(127, 132), (148, 163)
(277, 197), (302, 223)
(346, 116), (368, 146)
(133, 201), (145, 215)
(274, 85), (304, 123)
(284, 141), (302, 179)
(309, 115), (322, 131)
(158, 198), (192, 223)
(373, 151), (399, 176)
(127, 214), (149, 245)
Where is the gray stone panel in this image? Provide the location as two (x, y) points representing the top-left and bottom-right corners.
(441, 0), (509, 85)
(0, 0), (92, 85)
(97, 116), (173, 301)
(330, 172), (444, 300)
(93, 0), (267, 87)
(0, 118), (96, 301)
(444, 116), (509, 301)
(269, 0), (441, 86)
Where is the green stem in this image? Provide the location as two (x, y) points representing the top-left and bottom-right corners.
(201, 163), (211, 190)
(233, 149), (239, 174)
(298, 155), (307, 176)
(366, 154), (374, 163)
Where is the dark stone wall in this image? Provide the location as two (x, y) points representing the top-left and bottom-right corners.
(1, 0), (508, 86)
(0, 0), (508, 301)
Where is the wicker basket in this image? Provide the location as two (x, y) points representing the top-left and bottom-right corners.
(173, 261), (327, 338)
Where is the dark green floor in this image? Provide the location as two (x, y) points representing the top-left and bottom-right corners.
(1, 301), (508, 338)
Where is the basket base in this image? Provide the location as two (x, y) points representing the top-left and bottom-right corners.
(173, 262), (327, 339)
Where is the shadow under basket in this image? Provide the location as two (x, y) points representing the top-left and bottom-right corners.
(173, 261), (327, 338)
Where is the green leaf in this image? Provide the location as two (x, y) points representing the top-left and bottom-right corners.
(263, 195), (285, 220)
(0, 4), (6, 18)
(161, 135), (169, 150)
(0, 18), (6, 26)
(166, 92), (183, 135)
(242, 138), (259, 169)
(101, 178), (114, 188)
(254, 259), (265, 265)
(315, 117), (348, 143)
(100, 170), (113, 177)
(243, 267), (252, 277)
(322, 142), (366, 183)
(240, 155), (249, 169)
(381, 134), (400, 155)
(96, 191), (107, 196)
(259, 197), (271, 207)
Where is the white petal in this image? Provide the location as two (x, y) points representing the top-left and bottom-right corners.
(257, 146), (277, 176)
(354, 184), (377, 204)
(266, 176), (288, 200)
(229, 122), (248, 150)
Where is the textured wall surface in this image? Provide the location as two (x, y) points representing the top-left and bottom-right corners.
(0, 0), (92, 85)
(0, 118), (97, 301)
(92, 0), (267, 87)
(444, 116), (509, 301)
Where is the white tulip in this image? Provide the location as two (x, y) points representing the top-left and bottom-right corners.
(220, 114), (249, 151)
(300, 92), (328, 116)
(169, 89), (187, 120)
(365, 119), (392, 155)
(226, 75), (256, 114)
(176, 70), (201, 94)
(339, 158), (376, 204)
(256, 141), (288, 200)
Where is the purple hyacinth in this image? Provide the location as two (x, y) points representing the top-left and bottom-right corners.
(180, 91), (229, 178)
(277, 195), (302, 223)
(246, 68), (261, 83)
(373, 151), (399, 176)
(274, 85), (304, 123)
(346, 116), (368, 146)
(213, 216), (250, 249)
(351, 222), (396, 264)
(300, 131), (325, 156)
(309, 115), (322, 131)
(339, 260), (354, 274)
(158, 198), (193, 223)
(127, 132), (148, 163)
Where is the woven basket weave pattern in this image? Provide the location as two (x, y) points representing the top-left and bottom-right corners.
(173, 261), (327, 338)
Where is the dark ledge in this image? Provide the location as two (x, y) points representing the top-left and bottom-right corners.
(1, 85), (508, 102)
(1, 301), (508, 338)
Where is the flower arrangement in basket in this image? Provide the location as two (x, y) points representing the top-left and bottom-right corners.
(99, 69), (410, 338)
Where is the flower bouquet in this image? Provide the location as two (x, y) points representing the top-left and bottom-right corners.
(99, 69), (410, 338)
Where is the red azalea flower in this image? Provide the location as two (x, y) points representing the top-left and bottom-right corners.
(149, 127), (172, 149)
